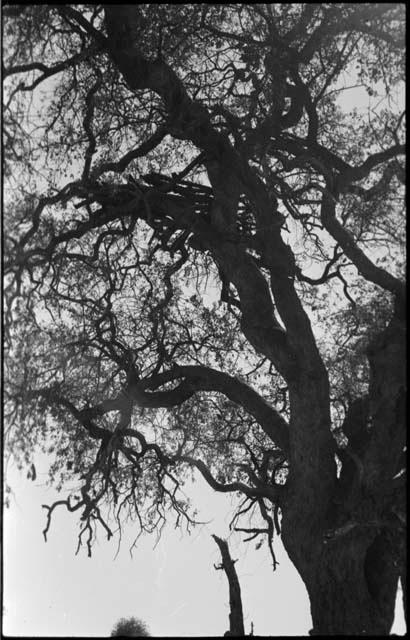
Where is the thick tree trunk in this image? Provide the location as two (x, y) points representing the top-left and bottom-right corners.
(102, 9), (406, 635)
(282, 310), (406, 636)
(311, 536), (399, 635)
(282, 521), (401, 635)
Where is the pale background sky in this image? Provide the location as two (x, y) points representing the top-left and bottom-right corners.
(3, 23), (405, 639)
(3, 452), (406, 637)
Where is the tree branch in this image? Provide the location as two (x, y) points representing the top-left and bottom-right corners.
(55, 5), (108, 47)
(91, 127), (169, 179)
(141, 365), (289, 453)
(320, 193), (405, 301)
(340, 145), (405, 186)
(181, 455), (280, 502)
(4, 46), (97, 91)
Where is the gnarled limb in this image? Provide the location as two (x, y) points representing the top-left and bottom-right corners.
(140, 365), (289, 453)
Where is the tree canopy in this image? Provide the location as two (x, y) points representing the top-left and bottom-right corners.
(4, 4), (405, 635)
(111, 616), (150, 637)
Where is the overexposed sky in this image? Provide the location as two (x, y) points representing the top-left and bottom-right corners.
(3, 452), (406, 637)
(3, 15), (405, 638)
(4, 454), (312, 637)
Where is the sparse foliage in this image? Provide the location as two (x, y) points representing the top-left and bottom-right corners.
(4, 4), (405, 636)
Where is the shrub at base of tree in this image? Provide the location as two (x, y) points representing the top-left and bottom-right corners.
(110, 616), (150, 637)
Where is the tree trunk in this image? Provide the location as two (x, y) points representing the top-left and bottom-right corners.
(212, 534), (245, 636)
(311, 535), (400, 635)
(282, 310), (406, 636)
(282, 521), (401, 635)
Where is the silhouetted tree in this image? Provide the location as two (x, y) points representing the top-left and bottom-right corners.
(4, 4), (405, 635)
(213, 534), (245, 636)
(111, 616), (150, 637)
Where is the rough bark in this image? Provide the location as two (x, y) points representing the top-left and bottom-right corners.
(282, 308), (406, 635)
(212, 535), (246, 637)
(304, 528), (400, 635)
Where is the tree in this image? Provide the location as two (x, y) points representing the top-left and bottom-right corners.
(212, 534), (246, 637)
(110, 616), (150, 637)
(3, 4), (406, 636)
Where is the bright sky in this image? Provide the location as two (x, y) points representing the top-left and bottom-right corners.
(3, 16), (405, 639)
(4, 454), (312, 637)
(3, 451), (406, 637)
